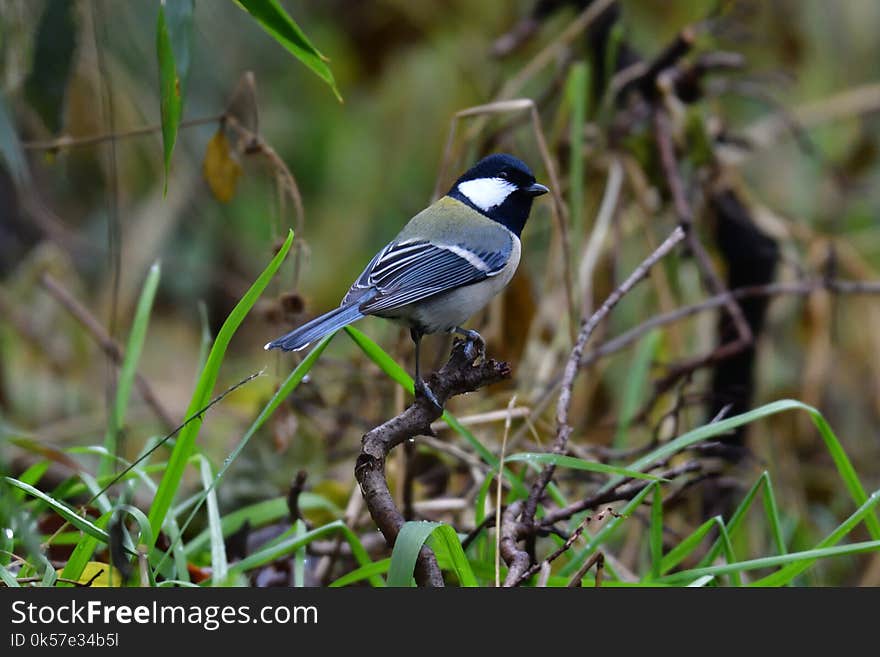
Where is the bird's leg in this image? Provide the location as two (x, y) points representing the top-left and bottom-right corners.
(452, 327), (485, 361)
(411, 328), (441, 409)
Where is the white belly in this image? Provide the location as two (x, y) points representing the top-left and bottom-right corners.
(386, 237), (521, 334)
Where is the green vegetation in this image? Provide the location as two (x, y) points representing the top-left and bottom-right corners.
(1, 1), (879, 588)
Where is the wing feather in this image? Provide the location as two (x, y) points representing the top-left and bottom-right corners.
(343, 238), (510, 314)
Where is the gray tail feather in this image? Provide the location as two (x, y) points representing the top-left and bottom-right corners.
(264, 303), (364, 352)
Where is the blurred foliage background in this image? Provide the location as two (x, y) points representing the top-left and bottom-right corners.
(1, 0), (880, 586)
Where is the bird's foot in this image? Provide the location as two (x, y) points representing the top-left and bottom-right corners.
(455, 328), (485, 362)
(414, 377), (442, 410)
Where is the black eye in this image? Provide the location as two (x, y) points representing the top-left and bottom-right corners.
(498, 171), (509, 180)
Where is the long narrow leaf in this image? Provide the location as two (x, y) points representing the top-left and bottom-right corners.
(752, 490), (880, 587)
(184, 493), (340, 558)
(388, 521), (441, 587)
(427, 525), (478, 587)
(147, 230), (294, 543)
(329, 559), (390, 588)
(233, 0), (341, 101)
(658, 541), (880, 585)
(100, 261), (161, 478)
(198, 456), (227, 586)
(157, 332), (333, 573)
(616, 400), (880, 539)
(227, 520), (372, 576)
(5, 478), (110, 544)
(659, 516), (724, 575)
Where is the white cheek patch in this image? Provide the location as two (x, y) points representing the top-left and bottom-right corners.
(457, 177), (517, 212)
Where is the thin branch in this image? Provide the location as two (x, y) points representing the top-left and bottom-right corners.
(40, 273), (176, 429)
(568, 551), (604, 587)
(22, 115), (223, 151)
(495, 395), (517, 587)
(653, 106), (754, 351)
(540, 460), (704, 527)
(355, 339), (511, 587)
(503, 225), (686, 583)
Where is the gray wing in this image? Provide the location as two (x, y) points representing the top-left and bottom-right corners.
(342, 239), (510, 314)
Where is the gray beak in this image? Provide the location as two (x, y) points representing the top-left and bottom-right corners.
(526, 182), (550, 197)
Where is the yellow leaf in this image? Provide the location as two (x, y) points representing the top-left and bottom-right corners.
(59, 561), (126, 587)
(203, 129), (242, 203)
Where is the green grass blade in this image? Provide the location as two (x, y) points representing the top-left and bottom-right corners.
(615, 400), (880, 539)
(58, 511), (111, 584)
(650, 484), (663, 579)
(505, 453), (665, 481)
(11, 462), (49, 501)
(292, 519), (307, 587)
(184, 493), (340, 557)
(198, 456), (227, 586)
(427, 525), (478, 587)
(100, 261), (161, 479)
(0, 562), (19, 587)
(157, 332), (332, 571)
(658, 540), (880, 585)
(699, 471), (767, 568)
(659, 516), (723, 575)
(147, 229), (294, 544)
(4, 477), (110, 544)
(687, 575), (715, 587)
(329, 558), (390, 588)
(613, 330), (659, 448)
(761, 472), (787, 557)
(388, 521), (441, 587)
(233, 0), (341, 101)
(228, 520), (359, 575)
(751, 490), (880, 586)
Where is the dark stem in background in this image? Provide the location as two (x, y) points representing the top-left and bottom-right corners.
(355, 339), (511, 587)
(92, 0), (123, 472)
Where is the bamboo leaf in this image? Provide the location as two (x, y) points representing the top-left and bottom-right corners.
(156, 0), (194, 195)
(233, 0), (342, 101)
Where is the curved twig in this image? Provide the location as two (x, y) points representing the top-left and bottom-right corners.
(355, 339), (511, 587)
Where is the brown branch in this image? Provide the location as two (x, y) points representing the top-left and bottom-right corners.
(502, 225), (686, 582)
(40, 273), (176, 430)
(568, 551), (604, 587)
(355, 339), (511, 587)
(508, 507), (620, 587)
(22, 115), (223, 151)
(580, 278), (880, 373)
(540, 460), (705, 528)
(523, 227), (686, 517)
(498, 501), (528, 587)
(652, 106), (754, 365)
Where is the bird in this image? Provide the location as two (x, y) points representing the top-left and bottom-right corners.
(264, 153), (549, 407)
